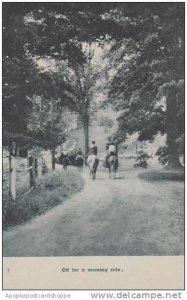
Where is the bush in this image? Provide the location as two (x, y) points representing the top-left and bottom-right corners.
(134, 150), (150, 168)
(3, 169), (84, 229)
(156, 146), (169, 165)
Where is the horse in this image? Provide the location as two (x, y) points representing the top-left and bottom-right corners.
(87, 155), (99, 180)
(76, 155), (84, 172)
(107, 155), (118, 179)
(63, 156), (70, 170)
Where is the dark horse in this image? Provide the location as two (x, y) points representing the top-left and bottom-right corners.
(63, 156), (70, 170)
(87, 155), (99, 180)
(76, 156), (84, 172)
(107, 155), (118, 179)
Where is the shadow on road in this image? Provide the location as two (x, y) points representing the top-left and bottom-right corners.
(92, 176), (126, 180)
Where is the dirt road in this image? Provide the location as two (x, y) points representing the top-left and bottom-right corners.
(3, 159), (184, 256)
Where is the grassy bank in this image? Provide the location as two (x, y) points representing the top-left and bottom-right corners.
(3, 169), (84, 229)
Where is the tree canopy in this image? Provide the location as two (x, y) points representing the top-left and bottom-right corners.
(103, 3), (184, 166)
(2, 3), (119, 149)
(3, 3), (185, 167)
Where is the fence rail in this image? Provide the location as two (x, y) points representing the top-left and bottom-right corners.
(3, 155), (46, 201)
(17, 166), (33, 172)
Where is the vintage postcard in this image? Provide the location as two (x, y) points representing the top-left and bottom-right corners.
(2, 1), (185, 291)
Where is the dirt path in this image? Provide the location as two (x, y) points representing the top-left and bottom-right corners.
(3, 160), (184, 256)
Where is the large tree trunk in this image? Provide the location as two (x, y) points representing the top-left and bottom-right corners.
(166, 87), (181, 168)
(82, 96), (90, 164)
(51, 98), (55, 170)
(84, 116), (89, 164)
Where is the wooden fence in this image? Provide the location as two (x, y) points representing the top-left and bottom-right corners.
(3, 155), (47, 201)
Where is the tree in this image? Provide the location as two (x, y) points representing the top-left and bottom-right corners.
(104, 3), (184, 167)
(2, 3), (122, 156)
(98, 112), (114, 132)
(27, 95), (66, 167)
(60, 44), (103, 158)
(2, 55), (41, 151)
(27, 69), (76, 169)
(2, 4), (42, 151)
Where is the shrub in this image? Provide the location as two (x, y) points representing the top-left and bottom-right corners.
(134, 150), (150, 168)
(156, 146), (169, 165)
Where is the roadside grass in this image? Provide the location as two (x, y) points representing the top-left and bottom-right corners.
(3, 169), (84, 230)
(139, 169), (184, 182)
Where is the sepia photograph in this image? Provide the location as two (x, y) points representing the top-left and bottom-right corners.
(2, 1), (184, 290)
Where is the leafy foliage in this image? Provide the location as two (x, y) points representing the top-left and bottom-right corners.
(2, 3), (120, 150)
(104, 3), (184, 166)
(156, 146), (169, 166)
(98, 115), (114, 129)
(134, 150), (150, 168)
(2, 3), (184, 168)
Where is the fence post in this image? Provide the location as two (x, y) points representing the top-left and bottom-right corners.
(29, 157), (33, 188)
(32, 157), (36, 187)
(35, 158), (38, 178)
(42, 157), (48, 174)
(9, 156), (16, 200)
(38, 157), (42, 178)
(29, 157), (36, 188)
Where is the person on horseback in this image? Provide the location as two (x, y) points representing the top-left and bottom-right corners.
(62, 149), (68, 156)
(75, 148), (84, 171)
(87, 141), (98, 163)
(106, 138), (118, 168)
(87, 141), (99, 180)
(78, 148), (83, 155)
(75, 148), (84, 162)
(59, 149), (67, 164)
(62, 149), (70, 169)
(88, 141), (98, 156)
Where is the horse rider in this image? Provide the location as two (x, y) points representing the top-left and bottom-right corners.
(62, 149), (68, 157)
(87, 141), (99, 179)
(87, 141), (98, 164)
(76, 148), (84, 162)
(88, 141), (97, 156)
(60, 149), (70, 168)
(78, 147), (83, 156)
(106, 138), (118, 167)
